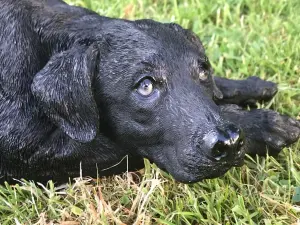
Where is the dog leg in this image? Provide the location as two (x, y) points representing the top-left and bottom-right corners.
(220, 104), (300, 156)
(214, 76), (278, 107)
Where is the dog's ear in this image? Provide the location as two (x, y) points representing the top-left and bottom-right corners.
(32, 43), (100, 143)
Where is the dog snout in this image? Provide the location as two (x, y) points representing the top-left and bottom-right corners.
(211, 124), (244, 160)
(200, 124), (244, 161)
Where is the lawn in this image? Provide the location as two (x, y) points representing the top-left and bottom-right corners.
(1, 0), (300, 224)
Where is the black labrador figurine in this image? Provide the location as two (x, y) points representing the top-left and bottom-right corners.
(0, 0), (299, 184)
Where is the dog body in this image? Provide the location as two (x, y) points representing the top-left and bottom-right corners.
(1, 0), (132, 182)
(0, 0), (299, 183)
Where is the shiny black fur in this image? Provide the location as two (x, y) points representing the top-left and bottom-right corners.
(0, 0), (299, 184)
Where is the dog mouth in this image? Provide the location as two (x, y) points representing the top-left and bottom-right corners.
(214, 147), (246, 169)
(231, 150), (246, 166)
(137, 137), (246, 183)
(167, 163), (239, 184)
(160, 148), (246, 184)
(193, 158), (245, 182)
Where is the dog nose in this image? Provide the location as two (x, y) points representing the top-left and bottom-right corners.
(211, 124), (244, 160)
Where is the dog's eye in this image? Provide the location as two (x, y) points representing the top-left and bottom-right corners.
(137, 78), (154, 96)
(197, 58), (210, 81)
(199, 71), (208, 81)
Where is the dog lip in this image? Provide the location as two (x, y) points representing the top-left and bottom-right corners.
(178, 144), (246, 170)
(232, 158), (245, 167)
(178, 153), (245, 176)
(203, 147), (246, 163)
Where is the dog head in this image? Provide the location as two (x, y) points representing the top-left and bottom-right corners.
(32, 19), (245, 183)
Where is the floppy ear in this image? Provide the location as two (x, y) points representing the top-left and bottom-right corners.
(32, 43), (100, 143)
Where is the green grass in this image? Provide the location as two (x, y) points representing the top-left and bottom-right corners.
(1, 0), (300, 224)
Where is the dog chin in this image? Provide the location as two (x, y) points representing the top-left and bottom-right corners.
(167, 159), (245, 184)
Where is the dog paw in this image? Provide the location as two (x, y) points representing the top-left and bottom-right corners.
(221, 105), (300, 156)
(244, 76), (278, 102)
(215, 76), (278, 107)
(244, 110), (300, 155)
(259, 111), (300, 154)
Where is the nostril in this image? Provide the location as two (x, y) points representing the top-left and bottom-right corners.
(217, 126), (240, 146)
(226, 125), (242, 144)
(211, 142), (228, 161)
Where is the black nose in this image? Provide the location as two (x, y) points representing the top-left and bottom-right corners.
(211, 124), (244, 160)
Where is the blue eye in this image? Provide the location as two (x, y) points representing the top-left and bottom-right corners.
(137, 78), (154, 96)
